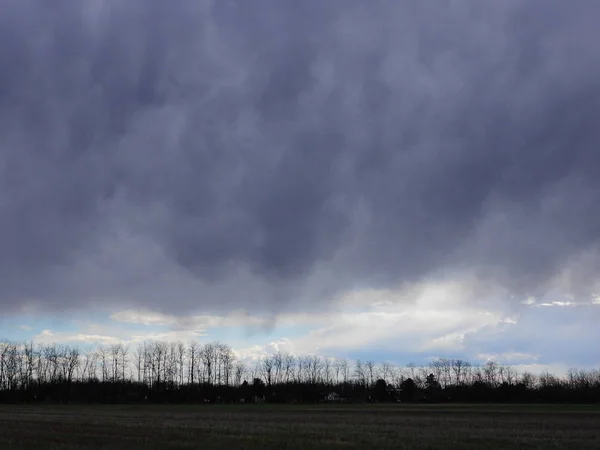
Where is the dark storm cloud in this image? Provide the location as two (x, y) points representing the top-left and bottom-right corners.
(1, 0), (599, 313)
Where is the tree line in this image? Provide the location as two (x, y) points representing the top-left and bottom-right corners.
(1, 339), (599, 404)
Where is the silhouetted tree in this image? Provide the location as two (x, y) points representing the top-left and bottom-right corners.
(425, 373), (443, 402)
(400, 378), (417, 403)
(373, 379), (388, 402)
(1, 341), (599, 405)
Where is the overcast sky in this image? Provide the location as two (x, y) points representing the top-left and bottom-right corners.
(1, 0), (599, 369)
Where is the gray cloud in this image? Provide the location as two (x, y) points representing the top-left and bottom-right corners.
(1, 0), (600, 314)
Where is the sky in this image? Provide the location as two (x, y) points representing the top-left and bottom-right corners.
(1, 0), (599, 375)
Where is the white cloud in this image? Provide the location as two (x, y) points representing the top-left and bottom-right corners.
(511, 363), (573, 377)
(474, 352), (541, 364)
(32, 328), (208, 347)
(110, 309), (280, 330)
(220, 281), (511, 362)
(463, 302), (600, 369)
(233, 338), (298, 363)
(33, 330), (122, 346)
(536, 301), (587, 307)
(110, 310), (179, 327)
(128, 330), (207, 343)
(277, 282), (507, 355)
(21, 280), (600, 374)
(522, 296), (536, 305)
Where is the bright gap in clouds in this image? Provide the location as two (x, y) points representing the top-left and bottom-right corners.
(5, 280), (598, 376)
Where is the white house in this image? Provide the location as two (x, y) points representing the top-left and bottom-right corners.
(326, 392), (340, 402)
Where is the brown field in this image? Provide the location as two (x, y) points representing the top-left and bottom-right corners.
(0, 404), (599, 449)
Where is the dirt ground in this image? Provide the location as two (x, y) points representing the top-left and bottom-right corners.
(1, 404), (599, 449)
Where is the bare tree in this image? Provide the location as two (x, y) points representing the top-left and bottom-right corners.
(109, 344), (122, 382)
(43, 344), (59, 383)
(21, 342), (35, 389)
(1, 343), (18, 391)
(81, 348), (97, 382)
(134, 343), (144, 383)
(188, 341), (199, 386)
(0, 343), (6, 390)
(381, 362), (394, 386)
(98, 347), (109, 383)
(120, 344), (130, 381)
(283, 353), (295, 383)
(323, 357), (333, 386)
(220, 344), (235, 386)
(65, 346), (80, 385)
(234, 361), (246, 386)
(429, 359), (444, 387)
(2, 337), (599, 405)
(451, 359), (470, 386)
(151, 341), (168, 387)
(415, 366), (429, 388)
(365, 360), (376, 387)
(261, 355), (274, 386)
(354, 359), (367, 386)
(393, 366), (407, 388)
(305, 355), (323, 384)
(520, 371), (536, 389)
(273, 352), (283, 385)
(176, 341), (186, 386)
(406, 362), (417, 380)
(202, 342), (217, 385)
(484, 360), (500, 387)
(295, 356), (306, 383)
(335, 358), (350, 384)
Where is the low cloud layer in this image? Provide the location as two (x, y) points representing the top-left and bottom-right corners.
(1, 0), (600, 314)
(17, 297), (599, 373)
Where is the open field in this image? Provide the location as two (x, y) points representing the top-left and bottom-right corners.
(1, 404), (599, 449)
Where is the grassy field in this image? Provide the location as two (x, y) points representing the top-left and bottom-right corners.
(1, 404), (599, 449)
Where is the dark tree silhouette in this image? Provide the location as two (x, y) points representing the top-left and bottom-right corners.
(400, 378), (417, 403)
(1, 340), (599, 405)
(373, 379), (388, 402)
